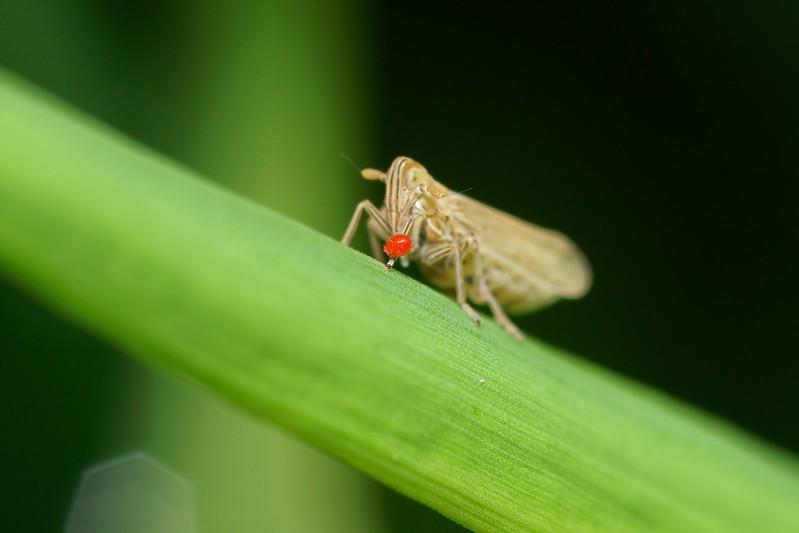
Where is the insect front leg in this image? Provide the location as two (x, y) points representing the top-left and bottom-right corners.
(366, 222), (384, 261)
(341, 199), (390, 246)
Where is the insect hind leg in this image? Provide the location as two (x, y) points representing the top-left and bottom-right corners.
(469, 240), (525, 340)
(479, 281), (524, 340)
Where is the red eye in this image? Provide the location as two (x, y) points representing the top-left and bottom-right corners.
(383, 234), (413, 258)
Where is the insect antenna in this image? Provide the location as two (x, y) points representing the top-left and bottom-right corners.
(338, 152), (362, 173)
(443, 187), (473, 198)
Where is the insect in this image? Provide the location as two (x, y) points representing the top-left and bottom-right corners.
(341, 156), (592, 340)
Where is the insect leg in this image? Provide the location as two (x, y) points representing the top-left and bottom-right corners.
(366, 224), (384, 261)
(420, 240), (480, 325)
(341, 199), (390, 245)
(479, 281), (524, 340)
(470, 244), (525, 340)
(453, 245), (482, 326)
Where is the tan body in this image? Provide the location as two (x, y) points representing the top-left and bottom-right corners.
(341, 157), (591, 339)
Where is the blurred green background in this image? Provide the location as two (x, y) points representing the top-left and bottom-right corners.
(1, 1), (797, 531)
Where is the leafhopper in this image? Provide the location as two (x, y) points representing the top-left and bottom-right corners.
(341, 156), (592, 340)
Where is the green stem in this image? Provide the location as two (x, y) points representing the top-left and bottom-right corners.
(1, 70), (797, 532)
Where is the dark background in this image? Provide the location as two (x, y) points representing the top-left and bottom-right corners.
(1, 2), (797, 531)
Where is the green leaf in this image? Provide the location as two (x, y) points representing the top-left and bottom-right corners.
(1, 69), (797, 532)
